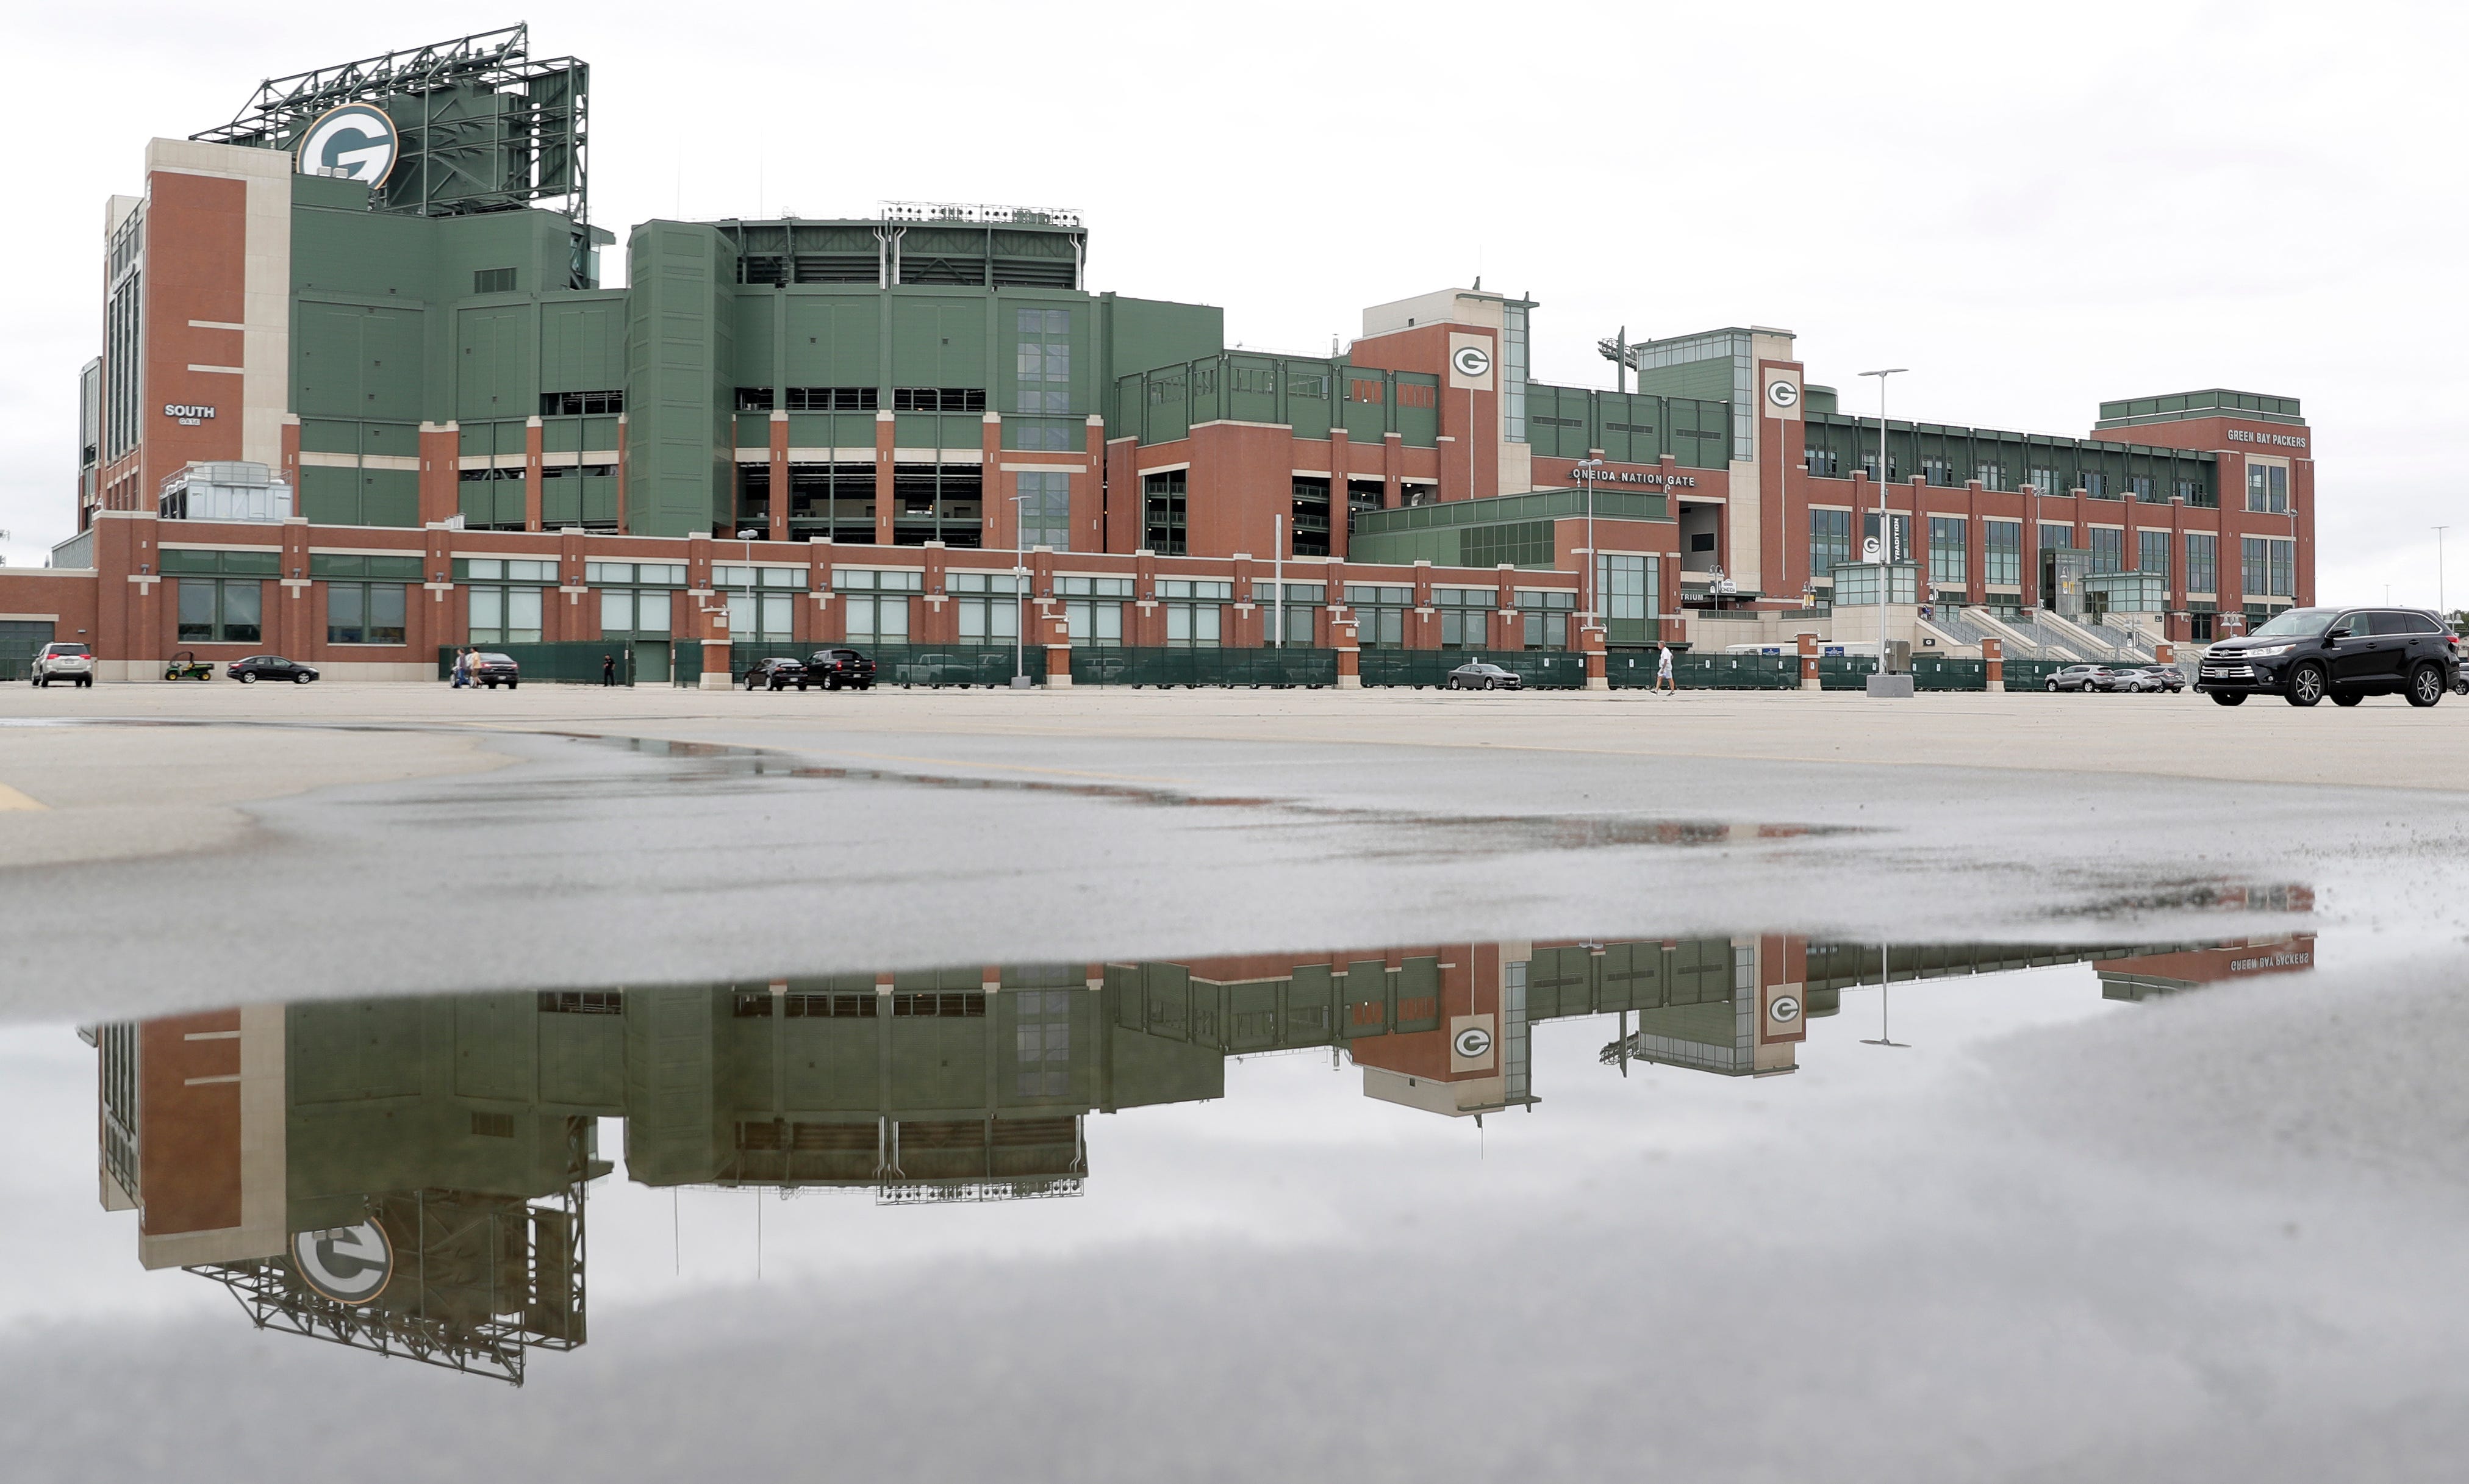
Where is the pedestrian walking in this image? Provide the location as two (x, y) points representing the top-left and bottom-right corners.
(1655, 642), (1676, 696)
(602, 653), (617, 686)
(452, 647), (473, 689)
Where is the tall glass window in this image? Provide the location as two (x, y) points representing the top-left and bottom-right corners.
(175, 579), (262, 644)
(2185, 532), (2218, 593)
(1594, 555), (1651, 622)
(2246, 465), (2290, 513)
(325, 583), (407, 645)
(1808, 508), (1852, 578)
(1250, 581), (1324, 645)
(2028, 465), (2062, 495)
(1983, 520), (2021, 586)
(1342, 585), (1411, 647)
(2088, 528), (2124, 574)
(2137, 529), (2171, 582)
(1158, 579), (1229, 647)
(468, 586), (543, 645)
(2040, 521), (2076, 554)
(1516, 589), (1575, 648)
(1501, 303), (1528, 443)
(951, 572), (1021, 642)
(2241, 537), (2294, 596)
(1014, 470), (1070, 551)
(1435, 587), (1495, 649)
(1975, 462), (2009, 492)
(1927, 517), (1967, 588)
(1059, 575), (1131, 647)
(836, 568), (922, 642)
(1014, 307), (1072, 415)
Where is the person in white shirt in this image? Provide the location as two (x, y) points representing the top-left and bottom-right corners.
(1655, 642), (1676, 695)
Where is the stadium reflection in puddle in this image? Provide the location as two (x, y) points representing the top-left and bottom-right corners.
(88, 927), (2317, 1386)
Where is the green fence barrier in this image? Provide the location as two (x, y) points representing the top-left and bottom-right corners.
(1356, 648), (1575, 688)
(1815, 656), (1880, 691)
(1070, 647), (1338, 687)
(437, 643), (632, 686)
(715, 641), (1035, 688)
(1664, 653), (1800, 690)
(1912, 658), (1987, 692)
(671, 639), (703, 687)
(2005, 659), (2070, 691)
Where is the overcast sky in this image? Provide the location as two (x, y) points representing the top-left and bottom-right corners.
(6, 2), (2460, 606)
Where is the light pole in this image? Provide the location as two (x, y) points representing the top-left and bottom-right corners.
(1858, 370), (1907, 674)
(1860, 945), (1910, 1048)
(1573, 457), (1605, 634)
(734, 528), (759, 670)
(2437, 525), (2449, 618)
(1010, 491), (1034, 687)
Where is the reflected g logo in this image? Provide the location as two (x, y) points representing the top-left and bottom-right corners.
(295, 104), (399, 185)
(1452, 345), (1493, 379)
(1453, 1025), (1494, 1059)
(1769, 995), (1802, 1023)
(292, 1219), (394, 1305)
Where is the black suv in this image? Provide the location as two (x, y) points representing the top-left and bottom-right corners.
(805, 648), (876, 690)
(2197, 607), (2459, 708)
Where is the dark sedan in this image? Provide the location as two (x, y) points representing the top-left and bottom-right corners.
(805, 648), (876, 690)
(471, 653), (520, 689)
(1446, 661), (1522, 690)
(227, 655), (319, 684)
(744, 657), (810, 691)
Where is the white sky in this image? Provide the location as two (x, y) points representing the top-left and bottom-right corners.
(6, 1), (2462, 607)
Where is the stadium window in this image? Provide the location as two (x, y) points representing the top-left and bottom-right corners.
(474, 267), (516, 293)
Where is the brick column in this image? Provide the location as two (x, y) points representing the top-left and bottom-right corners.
(1328, 426), (1352, 562)
(1579, 622), (1608, 691)
(769, 410), (790, 544)
(418, 421), (459, 526)
(2154, 640), (2175, 664)
(1383, 431), (1403, 509)
(1982, 636), (2004, 694)
(1798, 631), (1820, 692)
(614, 414), (629, 534)
(1333, 617), (1360, 689)
(1041, 611), (1072, 687)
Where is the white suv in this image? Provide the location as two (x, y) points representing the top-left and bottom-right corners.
(31, 642), (95, 688)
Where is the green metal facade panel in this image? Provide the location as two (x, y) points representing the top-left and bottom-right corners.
(539, 297), (627, 392)
(625, 221), (736, 537)
(1523, 383), (1732, 468)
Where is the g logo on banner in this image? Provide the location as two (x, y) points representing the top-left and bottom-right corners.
(1452, 345), (1493, 379)
(296, 104), (400, 185)
(1768, 995), (1802, 1024)
(1453, 1025), (1494, 1059)
(1766, 379), (1801, 409)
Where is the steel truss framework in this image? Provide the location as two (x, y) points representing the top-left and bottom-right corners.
(189, 1120), (592, 1387)
(190, 24), (588, 229)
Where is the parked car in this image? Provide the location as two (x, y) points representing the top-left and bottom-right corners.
(2141, 665), (2188, 694)
(30, 642), (95, 688)
(744, 656), (810, 691)
(471, 653), (520, 689)
(227, 655), (319, 684)
(804, 648), (876, 690)
(2044, 664), (2106, 692)
(2197, 606), (2459, 708)
(2091, 665), (2165, 694)
(1446, 661), (1523, 690)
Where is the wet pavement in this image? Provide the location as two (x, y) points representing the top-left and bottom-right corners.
(2, 690), (2466, 1480)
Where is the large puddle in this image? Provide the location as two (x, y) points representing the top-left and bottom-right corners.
(21, 928), (2322, 1390)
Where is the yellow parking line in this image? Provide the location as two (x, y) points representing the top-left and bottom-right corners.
(0, 784), (49, 812)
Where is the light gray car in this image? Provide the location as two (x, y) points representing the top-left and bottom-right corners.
(30, 642), (94, 688)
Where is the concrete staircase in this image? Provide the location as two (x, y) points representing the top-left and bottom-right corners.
(1963, 608), (2070, 661)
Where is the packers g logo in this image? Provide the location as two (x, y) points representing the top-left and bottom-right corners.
(1451, 345), (1493, 379)
(296, 104), (399, 185)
